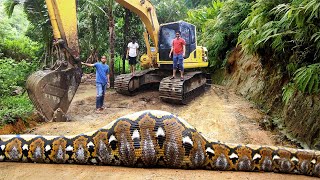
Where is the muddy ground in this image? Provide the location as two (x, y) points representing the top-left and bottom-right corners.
(0, 78), (316, 179)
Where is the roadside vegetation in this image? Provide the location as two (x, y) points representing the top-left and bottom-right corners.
(0, 4), (40, 126)
(0, 0), (319, 126)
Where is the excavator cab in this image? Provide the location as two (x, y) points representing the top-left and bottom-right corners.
(26, 0), (82, 122)
(158, 21), (198, 69)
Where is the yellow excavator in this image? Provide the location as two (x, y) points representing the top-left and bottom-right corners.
(26, 0), (208, 122)
(115, 1), (209, 104)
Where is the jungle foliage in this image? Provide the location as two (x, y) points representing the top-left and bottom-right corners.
(238, 0), (320, 103)
(0, 3), (40, 125)
(187, 0), (251, 69)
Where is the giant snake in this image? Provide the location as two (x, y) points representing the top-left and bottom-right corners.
(0, 110), (319, 177)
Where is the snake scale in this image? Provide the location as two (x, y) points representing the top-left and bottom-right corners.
(0, 110), (319, 177)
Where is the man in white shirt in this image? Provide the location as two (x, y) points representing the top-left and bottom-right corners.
(126, 37), (139, 76)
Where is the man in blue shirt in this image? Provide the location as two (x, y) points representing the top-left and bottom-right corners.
(82, 55), (110, 112)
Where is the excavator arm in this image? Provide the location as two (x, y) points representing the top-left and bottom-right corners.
(45, 0), (80, 62)
(116, 0), (160, 68)
(26, 0), (82, 122)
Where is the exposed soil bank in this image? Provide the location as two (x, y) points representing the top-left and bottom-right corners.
(222, 47), (320, 150)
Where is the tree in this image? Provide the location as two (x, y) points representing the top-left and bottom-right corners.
(185, 0), (214, 8)
(122, 9), (131, 73)
(106, 0), (116, 87)
(151, 0), (188, 24)
(83, 0), (117, 86)
(187, 0), (251, 70)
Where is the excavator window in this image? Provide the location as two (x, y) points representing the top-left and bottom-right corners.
(181, 25), (191, 57)
(160, 27), (175, 48)
(159, 24), (178, 61)
(158, 21), (197, 61)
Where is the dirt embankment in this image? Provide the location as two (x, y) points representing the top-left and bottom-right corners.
(223, 47), (320, 150)
(0, 78), (313, 180)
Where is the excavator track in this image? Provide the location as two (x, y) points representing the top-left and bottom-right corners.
(115, 69), (170, 95)
(159, 71), (207, 104)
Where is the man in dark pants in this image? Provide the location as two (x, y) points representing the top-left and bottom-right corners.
(81, 55), (110, 112)
(126, 37), (139, 76)
(169, 31), (186, 81)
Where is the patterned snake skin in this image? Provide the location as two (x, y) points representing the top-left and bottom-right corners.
(0, 110), (320, 177)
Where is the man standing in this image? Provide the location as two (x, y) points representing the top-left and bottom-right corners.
(169, 31), (186, 81)
(81, 55), (110, 112)
(126, 37), (139, 76)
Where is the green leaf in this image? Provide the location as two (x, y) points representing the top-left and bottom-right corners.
(282, 83), (295, 105)
(294, 64), (320, 94)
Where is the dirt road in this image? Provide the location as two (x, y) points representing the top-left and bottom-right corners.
(0, 80), (315, 179)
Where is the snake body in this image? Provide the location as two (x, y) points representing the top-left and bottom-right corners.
(0, 110), (319, 177)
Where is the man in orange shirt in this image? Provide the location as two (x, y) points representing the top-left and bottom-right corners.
(169, 31), (186, 81)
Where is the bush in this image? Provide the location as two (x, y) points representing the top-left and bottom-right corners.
(187, 0), (251, 71)
(0, 36), (41, 60)
(238, 0), (320, 101)
(0, 58), (38, 97)
(0, 58), (38, 125)
(114, 55), (140, 74)
(0, 94), (34, 125)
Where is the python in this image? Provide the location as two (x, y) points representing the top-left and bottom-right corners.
(0, 110), (319, 177)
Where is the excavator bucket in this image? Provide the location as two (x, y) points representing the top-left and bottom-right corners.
(26, 68), (82, 122)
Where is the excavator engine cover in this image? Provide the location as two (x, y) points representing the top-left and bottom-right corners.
(26, 68), (82, 122)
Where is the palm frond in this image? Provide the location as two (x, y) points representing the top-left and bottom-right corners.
(3, 0), (20, 18)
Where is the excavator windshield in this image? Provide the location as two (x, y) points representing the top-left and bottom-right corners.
(159, 21), (197, 63)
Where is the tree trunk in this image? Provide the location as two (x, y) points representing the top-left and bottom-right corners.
(91, 15), (98, 52)
(122, 9), (131, 74)
(107, 3), (115, 88)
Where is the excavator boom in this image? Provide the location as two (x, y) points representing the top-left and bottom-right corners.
(116, 0), (159, 49)
(116, 0), (160, 68)
(26, 0), (82, 122)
